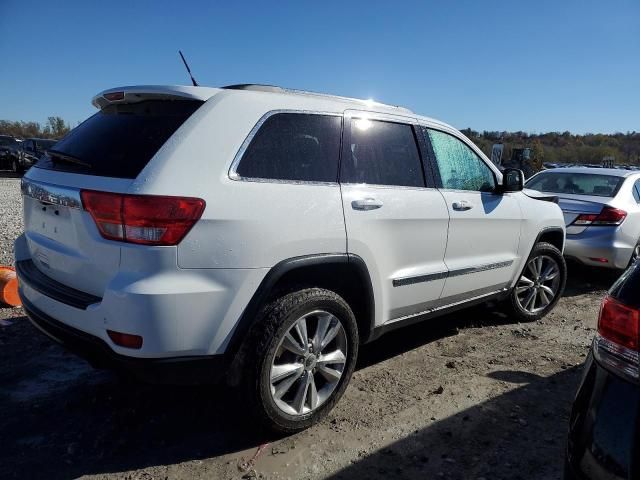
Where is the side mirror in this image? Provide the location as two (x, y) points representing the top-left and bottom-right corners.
(500, 168), (524, 193)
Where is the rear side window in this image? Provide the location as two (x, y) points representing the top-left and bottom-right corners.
(426, 128), (496, 192)
(634, 180), (640, 203)
(235, 113), (342, 182)
(36, 100), (203, 179)
(341, 118), (424, 187)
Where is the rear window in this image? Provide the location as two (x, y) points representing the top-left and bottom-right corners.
(526, 172), (624, 197)
(235, 113), (342, 183)
(36, 100), (203, 179)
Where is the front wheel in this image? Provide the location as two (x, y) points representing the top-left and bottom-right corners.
(503, 242), (567, 322)
(242, 288), (359, 433)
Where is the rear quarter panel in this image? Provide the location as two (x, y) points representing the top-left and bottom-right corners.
(129, 91), (348, 269)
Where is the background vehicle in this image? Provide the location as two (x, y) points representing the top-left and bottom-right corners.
(526, 167), (640, 269)
(9, 137), (57, 174)
(565, 261), (640, 479)
(15, 84), (567, 432)
(0, 135), (20, 170)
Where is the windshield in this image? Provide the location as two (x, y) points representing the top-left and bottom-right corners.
(526, 172), (624, 197)
(0, 137), (18, 147)
(35, 140), (57, 151)
(36, 100), (203, 179)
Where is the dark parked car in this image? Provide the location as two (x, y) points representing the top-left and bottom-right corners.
(10, 138), (57, 174)
(566, 261), (640, 479)
(0, 135), (20, 170)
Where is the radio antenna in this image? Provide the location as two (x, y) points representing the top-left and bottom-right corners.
(178, 50), (198, 87)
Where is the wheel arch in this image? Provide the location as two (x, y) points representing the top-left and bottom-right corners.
(225, 253), (375, 385)
(536, 227), (565, 252)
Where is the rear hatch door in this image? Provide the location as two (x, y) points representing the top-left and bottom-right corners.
(21, 93), (204, 298)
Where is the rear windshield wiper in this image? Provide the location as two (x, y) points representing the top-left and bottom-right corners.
(47, 150), (92, 169)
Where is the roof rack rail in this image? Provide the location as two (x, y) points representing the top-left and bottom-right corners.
(220, 83), (413, 114)
(221, 84), (284, 93)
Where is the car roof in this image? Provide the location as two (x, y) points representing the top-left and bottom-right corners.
(93, 84), (453, 130)
(539, 167), (639, 178)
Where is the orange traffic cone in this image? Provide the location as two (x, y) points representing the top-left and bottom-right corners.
(0, 266), (21, 307)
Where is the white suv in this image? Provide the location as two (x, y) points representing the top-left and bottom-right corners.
(15, 84), (567, 432)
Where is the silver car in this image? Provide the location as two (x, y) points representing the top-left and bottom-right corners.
(526, 167), (640, 269)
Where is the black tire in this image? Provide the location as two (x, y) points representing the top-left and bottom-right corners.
(502, 242), (567, 322)
(11, 159), (22, 175)
(241, 287), (359, 433)
(628, 241), (640, 268)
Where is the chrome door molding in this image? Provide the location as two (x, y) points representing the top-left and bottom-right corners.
(392, 259), (514, 287)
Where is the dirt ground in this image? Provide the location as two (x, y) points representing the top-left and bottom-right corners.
(0, 174), (621, 480)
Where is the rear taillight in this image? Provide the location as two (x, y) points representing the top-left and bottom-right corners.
(81, 190), (205, 246)
(573, 206), (627, 226)
(594, 295), (640, 381)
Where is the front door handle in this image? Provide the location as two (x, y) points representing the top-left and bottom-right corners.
(352, 198), (383, 211)
(452, 200), (473, 211)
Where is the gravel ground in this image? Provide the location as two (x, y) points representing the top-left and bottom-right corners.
(0, 174), (621, 480)
(0, 174), (23, 267)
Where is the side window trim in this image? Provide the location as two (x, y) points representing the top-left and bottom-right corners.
(229, 109), (344, 185)
(417, 125), (443, 188)
(339, 115), (429, 189)
(422, 126), (499, 193)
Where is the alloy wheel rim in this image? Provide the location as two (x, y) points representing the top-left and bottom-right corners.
(269, 310), (347, 416)
(632, 244), (640, 265)
(515, 255), (561, 313)
(12, 160), (17, 172)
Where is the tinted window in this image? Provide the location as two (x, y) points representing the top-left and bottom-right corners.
(0, 137), (17, 147)
(634, 180), (640, 203)
(341, 118), (424, 187)
(526, 172), (624, 197)
(37, 100), (203, 179)
(426, 128), (496, 192)
(236, 113), (342, 182)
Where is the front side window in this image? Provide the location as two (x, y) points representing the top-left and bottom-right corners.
(236, 113), (342, 182)
(426, 128), (496, 192)
(341, 118), (424, 187)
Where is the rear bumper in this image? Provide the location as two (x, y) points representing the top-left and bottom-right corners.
(564, 227), (634, 269)
(15, 232), (269, 358)
(21, 294), (229, 384)
(565, 352), (640, 479)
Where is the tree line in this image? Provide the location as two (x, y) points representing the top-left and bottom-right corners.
(0, 117), (71, 140)
(462, 129), (640, 167)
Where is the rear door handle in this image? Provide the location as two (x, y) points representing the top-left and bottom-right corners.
(352, 198), (383, 211)
(452, 200), (473, 211)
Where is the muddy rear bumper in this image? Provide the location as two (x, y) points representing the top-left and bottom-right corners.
(21, 294), (229, 385)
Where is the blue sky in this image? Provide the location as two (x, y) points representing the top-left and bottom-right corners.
(0, 0), (638, 134)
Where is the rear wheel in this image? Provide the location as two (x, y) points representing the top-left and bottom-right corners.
(503, 242), (566, 322)
(242, 288), (358, 433)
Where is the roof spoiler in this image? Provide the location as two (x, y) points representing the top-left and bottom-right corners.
(92, 85), (219, 109)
